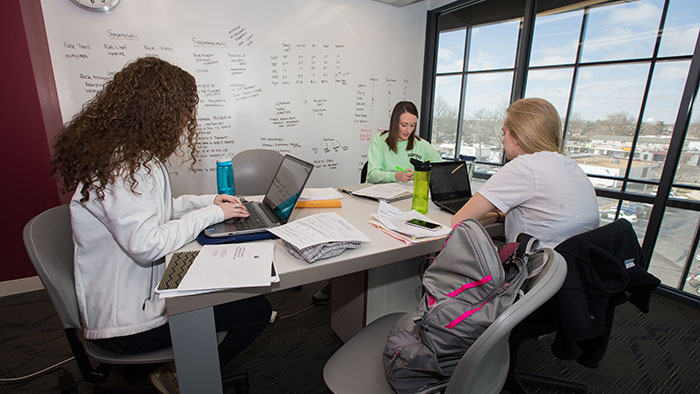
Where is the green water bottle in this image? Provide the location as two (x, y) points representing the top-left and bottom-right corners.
(410, 158), (431, 214)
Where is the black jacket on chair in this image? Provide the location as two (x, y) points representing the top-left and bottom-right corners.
(552, 219), (660, 367)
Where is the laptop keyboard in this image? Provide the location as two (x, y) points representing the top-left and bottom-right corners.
(440, 200), (467, 212)
(225, 205), (267, 230)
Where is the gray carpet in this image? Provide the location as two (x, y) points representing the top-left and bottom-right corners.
(1, 283), (698, 393)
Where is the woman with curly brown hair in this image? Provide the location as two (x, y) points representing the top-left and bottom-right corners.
(53, 57), (270, 392)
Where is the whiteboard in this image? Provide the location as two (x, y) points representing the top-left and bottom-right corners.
(40, 0), (427, 196)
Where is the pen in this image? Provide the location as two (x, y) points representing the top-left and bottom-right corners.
(451, 162), (465, 174)
(395, 166), (412, 173)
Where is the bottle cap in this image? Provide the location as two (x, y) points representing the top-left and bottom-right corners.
(410, 158), (432, 171)
(217, 153), (233, 165)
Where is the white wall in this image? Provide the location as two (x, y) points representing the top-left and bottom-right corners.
(40, 0), (429, 195)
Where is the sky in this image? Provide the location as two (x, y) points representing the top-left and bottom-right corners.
(434, 0), (700, 124)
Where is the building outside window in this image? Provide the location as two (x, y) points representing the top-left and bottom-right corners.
(426, 0), (700, 299)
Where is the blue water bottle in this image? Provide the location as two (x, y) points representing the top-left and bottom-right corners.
(216, 156), (235, 195)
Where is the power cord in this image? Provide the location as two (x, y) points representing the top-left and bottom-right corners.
(0, 356), (75, 383)
(279, 304), (316, 320)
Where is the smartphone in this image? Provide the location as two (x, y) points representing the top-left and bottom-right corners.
(405, 218), (442, 231)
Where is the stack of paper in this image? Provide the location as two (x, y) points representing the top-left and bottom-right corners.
(369, 201), (451, 244)
(268, 212), (370, 258)
(156, 243), (279, 298)
(297, 187), (343, 208)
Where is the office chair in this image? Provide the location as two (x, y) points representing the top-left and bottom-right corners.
(323, 248), (567, 394)
(232, 149), (284, 195)
(505, 219), (660, 394)
(360, 161), (368, 183)
(22, 205), (232, 392)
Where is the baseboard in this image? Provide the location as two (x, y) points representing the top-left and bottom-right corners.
(0, 276), (44, 297)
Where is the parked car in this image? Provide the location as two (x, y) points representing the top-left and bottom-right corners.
(625, 203), (651, 219)
(686, 270), (700, 288)
(600, 208), (638, 223)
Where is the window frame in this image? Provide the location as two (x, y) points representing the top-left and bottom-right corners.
(420, 0), (700, 303)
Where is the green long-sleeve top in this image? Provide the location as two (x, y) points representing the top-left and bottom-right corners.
(366, 132), (443, 183)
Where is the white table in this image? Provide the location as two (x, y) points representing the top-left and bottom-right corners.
(165, 191), (501, 394)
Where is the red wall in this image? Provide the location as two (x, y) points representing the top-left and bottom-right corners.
(0, 0), (61, 282)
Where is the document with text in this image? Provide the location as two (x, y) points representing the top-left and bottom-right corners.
(176, 243), (274, 291)
(268, 212), (370, 250)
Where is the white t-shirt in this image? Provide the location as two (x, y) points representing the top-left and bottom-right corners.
(477, 151), (599, 248)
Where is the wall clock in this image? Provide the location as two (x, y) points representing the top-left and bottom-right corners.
(70, 0), (120, 13)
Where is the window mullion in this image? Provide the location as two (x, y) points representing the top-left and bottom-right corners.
(561, 6), (589, 147)
(511, 0), (536, 103)
(454, 27), (472, 159)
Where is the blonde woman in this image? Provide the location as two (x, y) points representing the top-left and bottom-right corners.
(451, 98), (599, 248)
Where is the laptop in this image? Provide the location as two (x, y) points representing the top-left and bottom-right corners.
(204, 154), (314, 238)
(430, 160), (472, 214)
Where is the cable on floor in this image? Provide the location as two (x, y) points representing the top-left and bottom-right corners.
(0, 356), (75, 383)
(279, 304), (316, 319)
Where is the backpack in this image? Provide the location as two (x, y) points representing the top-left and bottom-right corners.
(382, 219), (539, 393)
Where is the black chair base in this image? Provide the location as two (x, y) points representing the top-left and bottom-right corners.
(505, 370), (587, 394)
(223, 372), (249, 394)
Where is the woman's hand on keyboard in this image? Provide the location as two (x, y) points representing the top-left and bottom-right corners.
(215, 195), (250, 220)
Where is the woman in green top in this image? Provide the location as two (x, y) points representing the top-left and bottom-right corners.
(366, 101), (443, 183)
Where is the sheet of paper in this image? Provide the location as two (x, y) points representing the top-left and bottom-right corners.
(351, 183), (412, 199)
(177, 243), (274, 291)
(377, 200), (404, 218)
(372, 208), (451, 238)
(268, 212), (370, 250)
(156, 260), (279, 299)
(300, 187), (344, 201)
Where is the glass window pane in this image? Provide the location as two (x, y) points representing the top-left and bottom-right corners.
(634, 61), (691, 187)
(658, 0), (700, 57)
(436, 29), (466, 74)
(459, 72), (512, 163)
(530, 9), (583, 67)
(686, 240), (700, 297)
(597, 198), (650, 244)
(567, 63), (650, 186)
(596, 196), (619, 223)
(650, 208), (700, 288)
(431, 75), (462, 158)
(524, 68), (573, 123)
(672, 86), (700, 197)
(581, 0), (664, 63)
(468, 20), (520, 71)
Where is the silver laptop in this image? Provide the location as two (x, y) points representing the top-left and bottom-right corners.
(204, 155), (314, 238)
(430, 160), (472, 214)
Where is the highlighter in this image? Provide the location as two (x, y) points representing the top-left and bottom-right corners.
(395, 166), (412, 173)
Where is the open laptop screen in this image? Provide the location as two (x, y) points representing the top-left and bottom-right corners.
(430, 160), (472, 201)
(263, 155), (314, 223)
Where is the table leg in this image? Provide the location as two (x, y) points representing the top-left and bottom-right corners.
(330, 271), (367, 342)
(169, 307), (223, 394)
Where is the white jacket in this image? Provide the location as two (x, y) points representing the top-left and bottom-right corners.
(70, 161), (224, 339)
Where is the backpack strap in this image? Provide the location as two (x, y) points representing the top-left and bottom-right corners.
(514, 233), (544, 279)
(515, 233), (539, 258)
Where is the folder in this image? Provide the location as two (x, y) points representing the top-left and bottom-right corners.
(296, 199), (342, 208)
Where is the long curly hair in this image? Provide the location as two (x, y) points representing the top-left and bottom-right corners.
(52, 57), (199, 202)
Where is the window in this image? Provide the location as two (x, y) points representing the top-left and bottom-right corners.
(425, 0), (700, 298)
